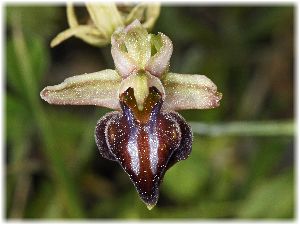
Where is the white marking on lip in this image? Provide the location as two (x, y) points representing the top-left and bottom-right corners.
(148, 126), (159, 174)
(127, 129), (140, 175)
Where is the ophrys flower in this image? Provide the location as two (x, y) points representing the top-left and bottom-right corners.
(41, 20), (222, 209)
(51, 3), (160, 47)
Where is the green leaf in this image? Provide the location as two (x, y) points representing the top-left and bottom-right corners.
(28, 36), (49, 85)
(6, 36), (48, 96)
(6, 40), (24, 96)
(6, 94), (31, 147)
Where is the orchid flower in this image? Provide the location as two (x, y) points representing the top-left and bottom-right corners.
(41, 20), (222, 209)
(51, 3), (160, 47)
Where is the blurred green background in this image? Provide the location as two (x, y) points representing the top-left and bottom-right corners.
(5, 5), (294, 219)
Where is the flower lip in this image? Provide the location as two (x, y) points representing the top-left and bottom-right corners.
(95, 85), (193, 209)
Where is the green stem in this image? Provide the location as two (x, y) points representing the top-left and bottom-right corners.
(190, 120), (294, 137)
(11, 16), (84, 217)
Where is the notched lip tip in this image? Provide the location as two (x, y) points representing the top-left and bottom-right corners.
(146, 204), (156, 210)
(144, 198), (158, 211)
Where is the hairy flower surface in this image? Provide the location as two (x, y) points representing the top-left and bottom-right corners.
(41, 20), (222, 209)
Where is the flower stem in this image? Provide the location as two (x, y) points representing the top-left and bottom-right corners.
(190, 120), (294, 137)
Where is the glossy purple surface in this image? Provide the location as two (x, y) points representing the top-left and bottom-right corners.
(95, 87), (192, 207)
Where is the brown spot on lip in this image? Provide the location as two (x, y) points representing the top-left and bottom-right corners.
(120, 87), (162, 124)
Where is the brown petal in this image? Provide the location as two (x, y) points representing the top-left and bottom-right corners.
(94, 87), (192, 209)
(95, 111), (120, 161)
(164, 112), (193, 170)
